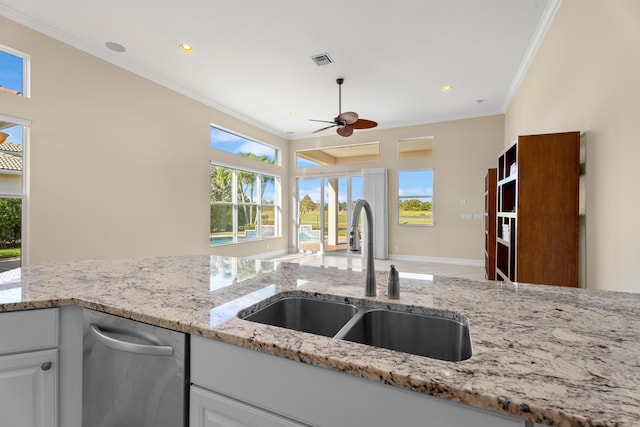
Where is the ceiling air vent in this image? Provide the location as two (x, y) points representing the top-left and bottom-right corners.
(311, 53), (333, 66)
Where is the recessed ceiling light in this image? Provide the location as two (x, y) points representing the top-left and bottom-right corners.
(105, 42), (126, 53)
(289, 112), (297, 117)
(441, 86), (453, 93)
(475, 99), (485, 104)
(179, 43), (193, 53)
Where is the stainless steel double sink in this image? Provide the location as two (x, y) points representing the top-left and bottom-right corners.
(238, 293), (472, 362)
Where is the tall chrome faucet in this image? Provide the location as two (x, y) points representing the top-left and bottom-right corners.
(350, 200), (376, 297)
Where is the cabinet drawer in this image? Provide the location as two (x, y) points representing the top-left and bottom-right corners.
(0, 309), (59, 354)
(190, 385), (307, 427)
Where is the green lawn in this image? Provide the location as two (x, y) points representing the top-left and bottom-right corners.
(399, 210), (433, 225)
(300, 209), (433, 228)
(0, 248), (21, 259)
(300, 210), (349, 235)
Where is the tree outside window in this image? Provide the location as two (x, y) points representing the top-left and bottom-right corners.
(210, 162), (280, 245)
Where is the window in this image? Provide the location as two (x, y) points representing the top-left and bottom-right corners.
(0, 45), (29, 97)
(398, 169), (433, 226)
(0, 119), (26, 275)
(210, 126), (278, 165)
(210, 164), (280, 245)
(296, 142), (379, 168)
(398, 137), (433, 159)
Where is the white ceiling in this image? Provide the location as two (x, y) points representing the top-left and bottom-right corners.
(0, 0), (558, 139)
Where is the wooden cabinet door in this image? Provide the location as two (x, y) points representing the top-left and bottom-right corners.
(190, 386), (307, 427)
(0, 349), (58, 427)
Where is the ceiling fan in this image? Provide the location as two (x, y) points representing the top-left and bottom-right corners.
(310, 78), (378, 137)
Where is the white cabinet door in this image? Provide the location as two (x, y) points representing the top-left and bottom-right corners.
(190, 385), (307, 427)
(0, 349), (58, 427)
(192, 337), (523, 427)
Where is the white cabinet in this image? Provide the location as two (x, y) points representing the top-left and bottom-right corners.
(0, 349), (58, 427)
(0, 309), (60, 427)
(191, 336), (524, 427)
(190, 385), (307, 427)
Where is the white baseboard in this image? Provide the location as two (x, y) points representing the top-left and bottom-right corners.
(388, 254), (484, 267)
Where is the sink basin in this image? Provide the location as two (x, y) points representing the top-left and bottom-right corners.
(240, 293), (472, 362)
(336, 309), (472, 362)
(241, 296), (358, 338)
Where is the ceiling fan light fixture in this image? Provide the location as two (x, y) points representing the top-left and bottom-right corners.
(309, 78), (378, 137)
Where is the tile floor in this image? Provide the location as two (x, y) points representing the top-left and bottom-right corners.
(267, 252), (486, 281)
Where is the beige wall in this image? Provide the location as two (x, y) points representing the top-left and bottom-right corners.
(0, 172), (21, 193)
(1, 17), (289, 264)
(291, 115), (505, 262)
(505, 0), (640, 292)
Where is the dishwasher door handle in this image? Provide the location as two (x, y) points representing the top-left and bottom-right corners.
(90, 324), (174, 356)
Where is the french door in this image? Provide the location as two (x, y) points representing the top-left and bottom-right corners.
(296, 176), (361, 254)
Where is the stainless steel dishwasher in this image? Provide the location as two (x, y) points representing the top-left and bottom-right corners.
(82, 308), (188, 427)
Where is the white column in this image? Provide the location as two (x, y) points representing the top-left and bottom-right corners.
(362, 168), (388, 259)
(327, 178), (338, 246)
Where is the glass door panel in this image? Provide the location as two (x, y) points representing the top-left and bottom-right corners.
(296, 176), (362, 255)
(324, 178), (348, 253)
(298, 179), (322, 253)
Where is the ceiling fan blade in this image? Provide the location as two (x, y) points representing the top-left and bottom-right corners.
(313, 124), (337, 133)
(309, 119), (337, 124)
(335, 112), (359, 125)
(336, 126), (354, 137)
(350, 119), (378, 129)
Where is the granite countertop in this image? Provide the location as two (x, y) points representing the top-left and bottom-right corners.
(1, 255), (639, 426)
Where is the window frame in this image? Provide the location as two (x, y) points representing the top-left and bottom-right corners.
(210, 161), (281, 246)
(0, 44), (31, 98)
(0, 114), (31, 268)
(210, 124), (279, 166)
(397, 168), (434, 227)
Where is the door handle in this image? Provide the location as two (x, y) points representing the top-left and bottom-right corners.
(89, 324), (174, 356)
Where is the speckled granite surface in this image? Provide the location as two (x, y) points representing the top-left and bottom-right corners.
(1, 255), (639, 426)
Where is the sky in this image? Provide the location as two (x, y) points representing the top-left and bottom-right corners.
(0, 50), (24, 94)
(296, 158), (318, 168)
(299, 171), (431, 204)
(298, 177), (362, 204)
(0, 125), (23, 146)
(1, 49), (25, 146)
(398, 170), (433, 197)
(210, 126), (276, 163)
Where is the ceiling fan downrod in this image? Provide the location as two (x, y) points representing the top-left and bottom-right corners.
(337, 78), (344, 118)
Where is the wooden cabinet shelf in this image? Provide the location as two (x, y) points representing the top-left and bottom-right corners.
(493, 131), (580, 287)
(484, 169), (497, 280)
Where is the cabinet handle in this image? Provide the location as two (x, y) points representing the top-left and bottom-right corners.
(41, 362), (52, 371)
(89, 324), (174, 356)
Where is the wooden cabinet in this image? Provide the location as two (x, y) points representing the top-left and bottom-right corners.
(0, 309), (59, 427)
(495, 131), (580, 287)
(484, 168), (497, 280)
